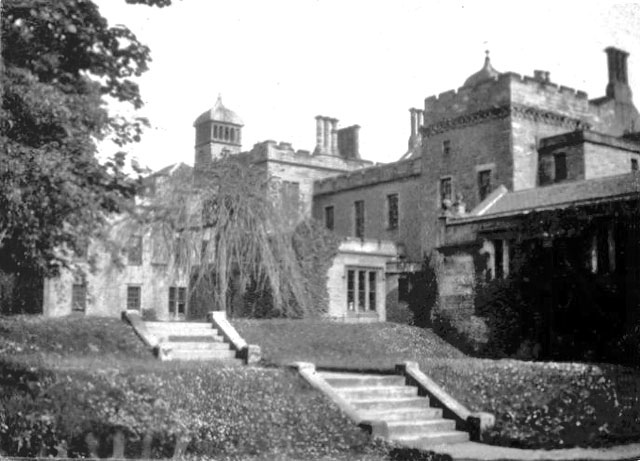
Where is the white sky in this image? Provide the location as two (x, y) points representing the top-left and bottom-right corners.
(95, 0), (640, 171)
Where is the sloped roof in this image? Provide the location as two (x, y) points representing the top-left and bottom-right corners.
(457, 172), (640, 222)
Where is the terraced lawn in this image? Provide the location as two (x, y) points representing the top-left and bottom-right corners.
(234, 318), (640, 449)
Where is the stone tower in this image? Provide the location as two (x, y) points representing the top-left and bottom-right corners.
(193, 96), (243, 169)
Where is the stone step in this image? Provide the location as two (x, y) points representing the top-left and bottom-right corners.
(169, 348), (237, 360)
(147, 326), (219, 334)
(167, 342), (231, 351)
(386, 419), (456, 438)
(145, 321), (213, 329)
(359, 406), (443, 422)
(349, 397), (431, 411)
(319, 372), (405, 388)
(393, 430), (470, 447)
(337, 385), (418, 400)
(165, 334), (224, 342)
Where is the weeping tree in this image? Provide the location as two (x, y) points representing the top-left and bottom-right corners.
(125, 154), (333, 318)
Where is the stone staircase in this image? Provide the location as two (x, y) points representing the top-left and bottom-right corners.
(319, 371), (470, 447)
(144, 321), (242, 364)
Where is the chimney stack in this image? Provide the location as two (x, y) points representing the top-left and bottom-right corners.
(408, 108), (423, 151)
(533, 70), (550, 82)
(315, 116), (324, 154)
(330, 118), (338, 155)
(605, 47), (632, 102)
(314, 116), (341, 155)
(337, 125), (360, 160)
(409, 108), (417, 138)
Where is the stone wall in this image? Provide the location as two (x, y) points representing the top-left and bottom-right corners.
(418, 70), (621, 254)
(584, 143), (640, 179)
(313, 159), (423, 261)
(421, 116), (512, 253)
(43, 233), (188, 319)
(245, 140), (372, 219)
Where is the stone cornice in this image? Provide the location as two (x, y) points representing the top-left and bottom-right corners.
(422, 104), (591, 137)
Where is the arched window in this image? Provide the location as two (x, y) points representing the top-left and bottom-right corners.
(225, 127), (229, 141)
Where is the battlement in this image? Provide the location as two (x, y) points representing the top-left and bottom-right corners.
(313, 157), (422, 196)
(423, 70), (592, 125)
(244, 139), (372, 172)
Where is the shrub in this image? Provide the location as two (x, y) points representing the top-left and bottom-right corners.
(0, 360), (184, 458)
(385, 295), (414, 325)
(141, 308), (158, 321)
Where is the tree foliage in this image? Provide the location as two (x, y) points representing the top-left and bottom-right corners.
(127, 155), (335, 317)
(0, 0), (169, 277)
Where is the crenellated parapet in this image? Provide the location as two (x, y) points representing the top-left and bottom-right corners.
(313, 157), (422, 196)
(422, 71), (596, 137)
(423, 71), (594, 133)
(242, 139), (371, 172)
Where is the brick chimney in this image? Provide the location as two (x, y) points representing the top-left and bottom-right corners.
(605, 47), (632, 102)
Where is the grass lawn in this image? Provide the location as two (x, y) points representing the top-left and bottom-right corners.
(234, 319), (640, 450)
(0, 315), (401, 460)
(233, 319), (464, 370)
(2, 315), (639, 456)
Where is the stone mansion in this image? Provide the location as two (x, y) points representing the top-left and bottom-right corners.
(43, 46), (640, 328)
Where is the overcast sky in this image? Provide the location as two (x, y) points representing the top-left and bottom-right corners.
(95, 1), (640, 171)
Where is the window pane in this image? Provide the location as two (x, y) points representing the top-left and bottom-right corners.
(368, 271), (376, 311)
(354, 201), (365, 238)
(358, 270), (366, 310)
(478, 170), (492, 201)
(554, 153), (567, 181)
(440, 178), (452, 208)
(178, 287), (187, 314)
(168, 287), (176, 314)
(325, 206), (334, 230)
(493, 240), (504, 279)
(347, 270), (355, 311)
(387, 194), (398, 230)
(127, 286), (141, 311)
(442, 140), (451, 155)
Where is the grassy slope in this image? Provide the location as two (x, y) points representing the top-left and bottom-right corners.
(234, 319), (640, 450)
(0, 315), (150, 358)
(233, 319), (464, 369)
(0, 316), (393, 460)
